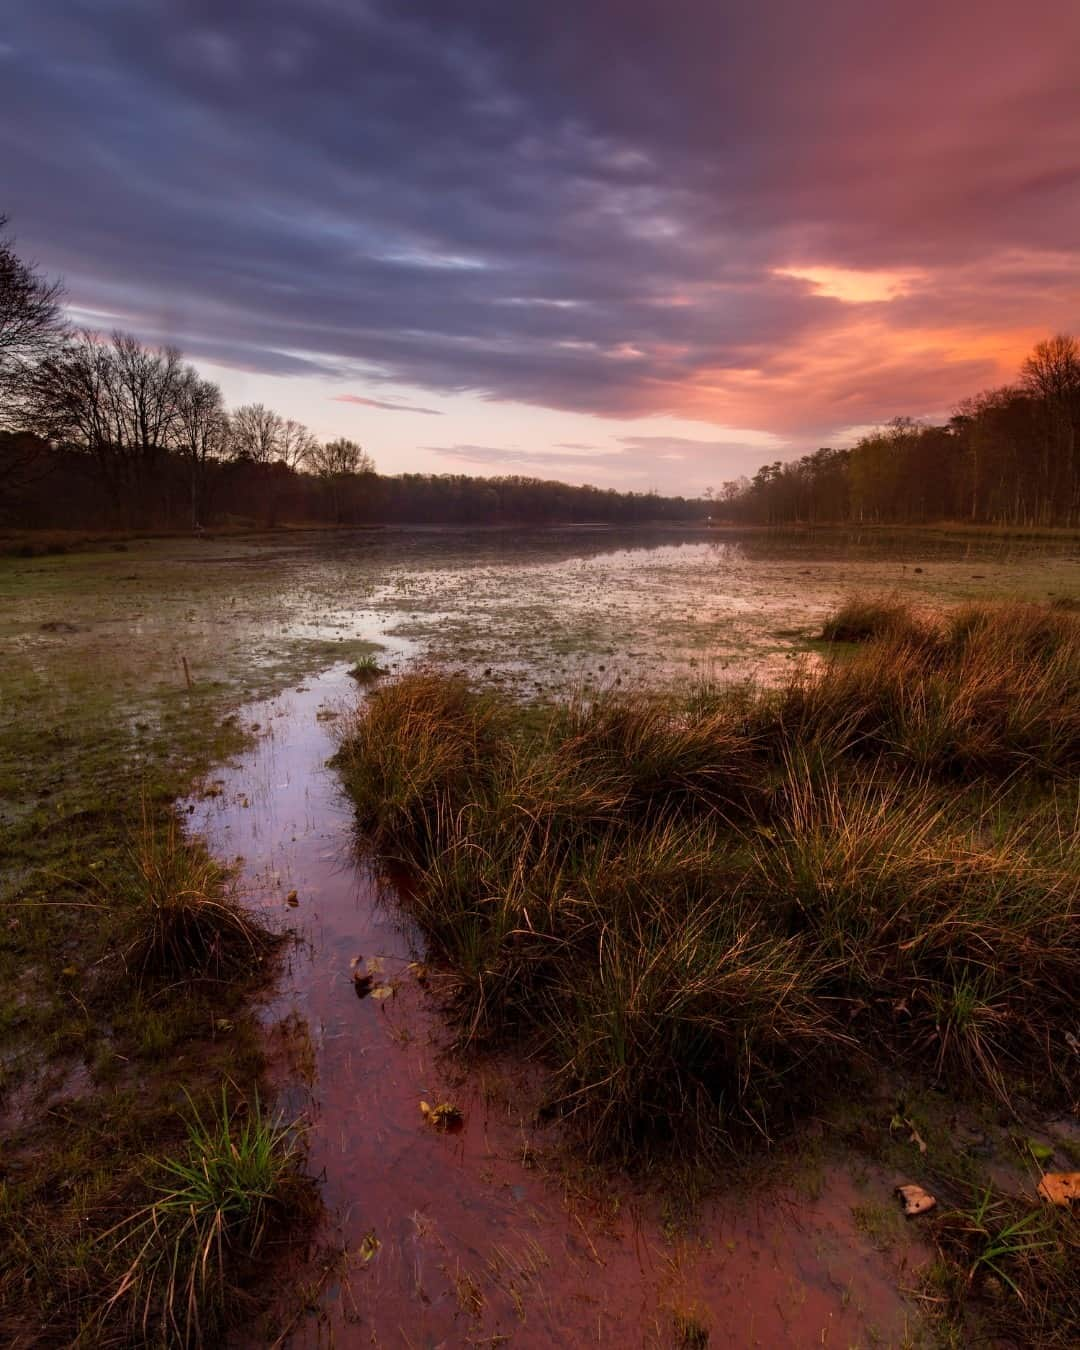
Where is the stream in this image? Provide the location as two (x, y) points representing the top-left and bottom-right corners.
(187, 660), (921, 1347)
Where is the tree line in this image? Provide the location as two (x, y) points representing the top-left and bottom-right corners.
(0, 219), (704, 530)
(715, 336), (1080, 527)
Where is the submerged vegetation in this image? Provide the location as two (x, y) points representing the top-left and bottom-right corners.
(338, 597), (1079, 1153)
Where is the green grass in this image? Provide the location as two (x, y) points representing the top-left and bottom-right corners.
(103, 1090), (309, 1346)
(0, 543), (340, 1343)
(928, 1187), (1077, 1347)
(347, 652), (386, 683)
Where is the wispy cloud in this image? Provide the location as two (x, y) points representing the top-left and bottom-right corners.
(333, 394), (443, 415)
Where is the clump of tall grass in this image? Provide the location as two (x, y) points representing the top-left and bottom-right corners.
(127, 813), (271, 979)
(782, 599), (1080, 777)
(337, 671), (507, 864)
(819, 595), (930, 645)
(338, 600), (1080, 1159)
(103, 1089), (308, 1345)
(347, 652), (385, 683)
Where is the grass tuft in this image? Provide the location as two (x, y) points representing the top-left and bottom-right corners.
(104, 1088), (308, 1345)
(126, 810), (272, 979)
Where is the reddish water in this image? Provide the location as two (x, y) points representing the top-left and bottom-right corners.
(189, 667), (923, 1348)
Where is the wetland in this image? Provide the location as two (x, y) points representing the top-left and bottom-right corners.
(2, 523), (1079, 1347)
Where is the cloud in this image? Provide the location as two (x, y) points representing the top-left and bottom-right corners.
(333, 394), (443, 415)
(426, 431), (789, 489)
(2, 0), (1078, 449)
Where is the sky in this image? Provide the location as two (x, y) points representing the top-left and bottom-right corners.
(2, 1), (1079, 495)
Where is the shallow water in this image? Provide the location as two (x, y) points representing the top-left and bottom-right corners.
(189, 665), (924, 1347)
(172, 525), (1080, 1345)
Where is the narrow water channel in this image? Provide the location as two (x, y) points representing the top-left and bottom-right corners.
(188, 663), (920, 1348)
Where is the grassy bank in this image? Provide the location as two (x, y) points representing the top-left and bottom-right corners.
(338, 597), (1080, 1342)
(0, 548), (367, 1342)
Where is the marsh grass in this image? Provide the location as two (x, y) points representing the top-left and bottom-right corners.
(338, 600), (1080, 1165)
(126, 809), (273, 979)
(929, 1188), (1078, 1347)
(102, 1089), (309, 1346)
(347, 652), (385, 683)
(819, 595), (931, 645)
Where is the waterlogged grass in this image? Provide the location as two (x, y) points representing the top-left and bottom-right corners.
(338, 598), (1080, 1343)
(103, 1090), (310, 1346)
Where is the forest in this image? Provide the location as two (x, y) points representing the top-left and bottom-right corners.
(716, 335), (1080, 528)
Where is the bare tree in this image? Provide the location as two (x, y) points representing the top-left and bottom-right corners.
(306, 437), (374, 522)
(25, 330), (185, 519)
(1021, 334), (1080, 518)
(27, 331), (119, 462)
(0, 216), (66, 424)
(1021, 334), (1080, 403)
(278, 417), (319, 470)
(175, 369), (227, 527)
(229, 402), (283, 463)
(109, 332), (184, 463)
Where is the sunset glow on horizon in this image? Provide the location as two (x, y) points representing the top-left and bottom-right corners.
(3, 0), (1078, 493)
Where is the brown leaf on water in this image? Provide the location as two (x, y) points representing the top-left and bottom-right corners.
(896, 1184), (936, 1216)
(370, 982), (397, 1000)
(285, 890), (299, 907)
(420, 1100), (463, 1130)
(1037, 1172), (1080, 1207)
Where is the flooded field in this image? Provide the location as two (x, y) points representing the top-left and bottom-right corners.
(4, 524), (1079, 1346)
(6, 525), (1079, 707)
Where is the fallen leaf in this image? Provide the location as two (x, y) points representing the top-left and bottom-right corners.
(358, 1230), (381, 1263)
(1037, 1172), (1080, 1207)
(407, 961), (429, 984)
(352, 973), (375, 999)
(349, 954), (363, 969)
(366, 956), (385, 976)
(370, 983), (396, 1000)
(420, 1100), (463, 1130)
(896, 1184), (936, 1217)
(61, 965), (78, 979)
(285, 890), (299, 907)
(214, 1018), (233, 1033)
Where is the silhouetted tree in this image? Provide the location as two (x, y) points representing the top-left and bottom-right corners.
(228, 403), (283, 464)
(0, 216), (66, 423)
(175, 370), (227, 527)
(306, 437), (374, 522)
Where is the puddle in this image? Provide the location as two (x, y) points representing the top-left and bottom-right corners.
(188, 664), (926, 1347)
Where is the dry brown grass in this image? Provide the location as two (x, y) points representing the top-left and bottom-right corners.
(337, 601), (1080, 1161)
